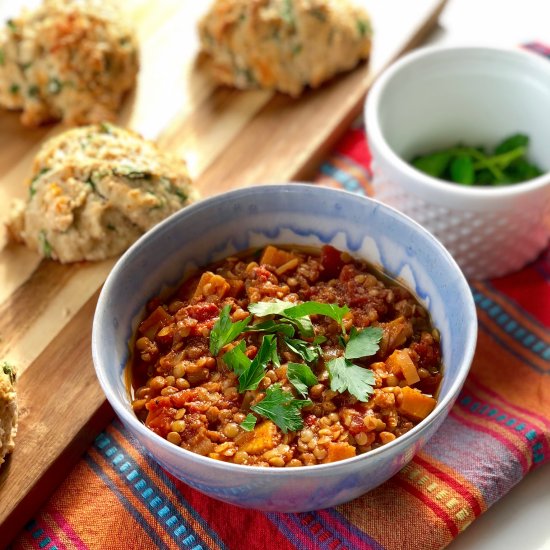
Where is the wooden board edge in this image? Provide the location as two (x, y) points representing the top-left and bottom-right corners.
(0, 400), (114, 544)
(293, 0), (449, 182)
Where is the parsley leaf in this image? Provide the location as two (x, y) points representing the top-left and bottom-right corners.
(222, 340), (250, 376)
(287, 363), (317, 398)
(327, 357), (375, 402)
(344, 326), (383, 360)
(246, 320), (295, 338)
(248, 299), (290, 317)
(251, 383), (312, 433)
(284, 337), (321, 364)
(284, 301), (350, 327)
(238, 335), (276, 392)
(209, 305), (251, 356)
(240, 413), (257, 432)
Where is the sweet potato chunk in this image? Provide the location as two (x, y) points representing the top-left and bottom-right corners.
(386, 349), (420, 385)
(260, 245), (296, 268)
(238, 421), (278, 455)
(193, 271), (230, 300)
(324, 442), (356, 463)
(379, 317), (413, 357)
(398, 387), (437, 421)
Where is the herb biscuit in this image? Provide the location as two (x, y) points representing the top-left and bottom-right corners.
(198, 0), (372, 97)
(7, 123), (199, 263)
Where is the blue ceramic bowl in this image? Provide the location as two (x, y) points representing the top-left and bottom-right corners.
(92, 184), (477, 512)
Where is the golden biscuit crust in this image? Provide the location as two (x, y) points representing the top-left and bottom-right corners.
(0, 0), (138, 126)
(7, 123), (199, 263)
(199, 0), (372, 96)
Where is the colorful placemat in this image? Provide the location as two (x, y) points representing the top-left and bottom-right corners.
(10, 46), (550, 550)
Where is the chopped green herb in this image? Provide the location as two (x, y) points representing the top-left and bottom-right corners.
(284, 301), (350, 329)
(344, 326), (383, 360)
(39, 230), (53, 259)
(99, 121), (114, 134)
(1, 361), (15, 384)
(287, 362), (317, 398)
(6, 19), (16, 32)
(411, 134), (544, 186)
(113, 165), (152, 180)
(9, 83), (19, 94)
(251, 383), (312, 433)
(248, 299), (291, 317)
(0, 49), (4, 66)
(310, 8), (327, 22)
(28, 84), (39, 97)
(29, 167), (50, 197)
(240, 413), (257, 432)
(246, 320), (295, 338)
(222, 339), (250, 376)
(47, 77), (62, 95)
(209, 305), (251, 356)
(327, 357), (375, 402)
(357, 19), (371, 37)
(281, 0), (295, 26)
(20, 61), (32, 71)
(107, 223), (116, 231)
(292, 44), (303, 56)
(313, 335), (327, 345)
(284, 337), (321, 364)
(238, 334), (276, 392)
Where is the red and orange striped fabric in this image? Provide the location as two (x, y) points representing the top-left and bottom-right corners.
(12, 43), (550, 550)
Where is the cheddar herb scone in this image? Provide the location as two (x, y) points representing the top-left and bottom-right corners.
(0, 362), (17, 467)
(0, 0), (138, 127)
(198, 0), (372, 96)
(8, 123), (199, 263)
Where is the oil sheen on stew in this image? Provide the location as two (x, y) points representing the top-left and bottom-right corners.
(130, 245), (442, 467)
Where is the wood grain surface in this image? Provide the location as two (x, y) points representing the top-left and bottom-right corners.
(0, 0), (447, 542)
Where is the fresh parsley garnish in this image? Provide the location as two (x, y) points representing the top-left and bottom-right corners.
(237, 335), (277, 392)
(246, 320), (295, 338)
(248, 299), (349, 337)
(411, 133), (543, 186)
(240, 413), (257, 432)
(327, 357), (375, 402)
(284, 337), (321, 364)
(344, 327), (383, 360)
(222, 340), (250, 376)
(326, 326), (382, 401)
(287, 363), (317, 398)
(210, 305), (251, 356)
(47, 77), (62, 95)
(99, 121), (114, 134)
(29, 167), (50, 197)
(251, 383), (312, 433)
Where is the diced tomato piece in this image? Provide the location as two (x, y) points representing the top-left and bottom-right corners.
(186, 303), (219, 322)
(145, 401), (176, 437)
(254, 266), (272, 283)
(320, 245), (345, 280)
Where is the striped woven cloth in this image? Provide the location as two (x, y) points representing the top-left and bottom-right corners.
(12, 43), (550, 550)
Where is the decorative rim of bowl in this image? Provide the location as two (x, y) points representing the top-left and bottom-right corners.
(365, 44), (550, 204)
(92, 183), (478, 476)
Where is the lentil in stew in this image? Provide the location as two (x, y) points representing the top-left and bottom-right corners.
(130, 245), (442, 467)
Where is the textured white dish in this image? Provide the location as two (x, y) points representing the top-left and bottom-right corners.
(365, 45), (550, 280)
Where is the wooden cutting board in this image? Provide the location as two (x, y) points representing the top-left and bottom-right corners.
(0, 0), (447, 541)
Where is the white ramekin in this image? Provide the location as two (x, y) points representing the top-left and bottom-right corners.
(365, 45), (550, 280)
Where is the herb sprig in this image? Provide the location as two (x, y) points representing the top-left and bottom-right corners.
(209, 305), (251, 356)
(411, 133), (544, 186)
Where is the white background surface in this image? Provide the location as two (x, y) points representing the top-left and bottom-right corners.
(428, 2), (550, 549)
(0, 0), (548, 548)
